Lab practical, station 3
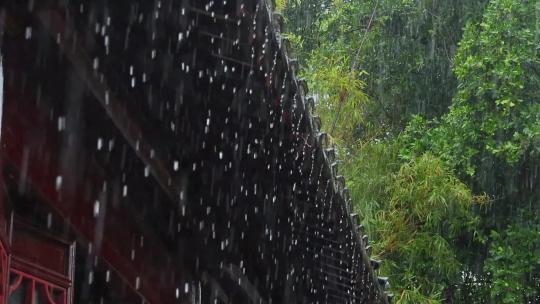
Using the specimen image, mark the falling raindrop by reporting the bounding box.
[144,166,150,177]
[57,116,66,131]
[135,277,140,290]
[24,27,32,39]
[55,176,62,190]
[93,200,100,217]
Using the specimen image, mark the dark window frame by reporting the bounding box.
[1,219,75,304]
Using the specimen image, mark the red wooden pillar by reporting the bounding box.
[0,51,10,304]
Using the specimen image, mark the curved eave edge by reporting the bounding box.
[260,1,391,303]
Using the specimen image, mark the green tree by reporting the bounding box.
[287,0,370,146]
[484,225,540,303]
[402,0,540,223]
[356,0,489,131]
[284,0,489,132]
[346,142,483,303]
[302,50,368,146]
[283,0,540,302]
[401,0,540,301]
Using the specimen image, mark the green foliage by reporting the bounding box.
[404,0,540,170]
[356,0,490,131]
[382,154,479,302]
[388,154,478,236]
[484,224,540,303]
[347,142,481,303]
[284,0,540,302]
[274,0,288,12]
[285,0,490,133]
[302,51,368,146]
[283,0,362,65]
[281,0,335,61]
[283,1,370,146]
[447,0,540,169]
[401,0,540,215]
[399,0,540,300]
[344,141,401,238]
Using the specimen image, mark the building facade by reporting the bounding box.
[0,0,389,303]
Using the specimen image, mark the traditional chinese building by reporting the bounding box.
[0,0,390,303]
